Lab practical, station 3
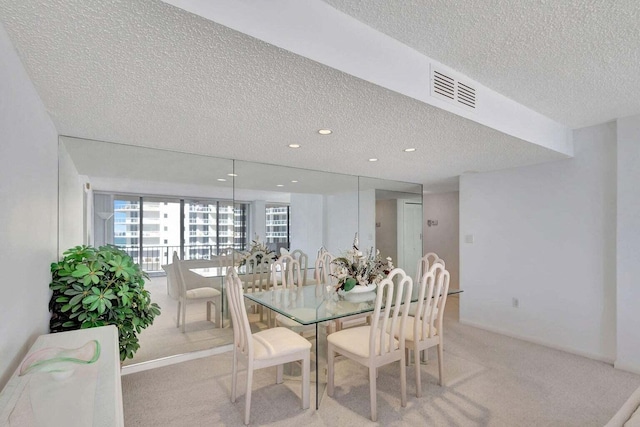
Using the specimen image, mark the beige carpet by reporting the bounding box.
[121,315,640,426]
[124,276,234,365]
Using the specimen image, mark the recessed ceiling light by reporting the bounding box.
[227,173,238,177]
[368,158,378,162]
[291,180,298,183]
[404,148,416,152]
[318,129,332,135]
[288,144,301,148]
[217,178,227,182]
[276,184,284,187]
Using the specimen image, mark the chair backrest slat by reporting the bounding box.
[244,250,274,293]
[369,268,413,358]
[314,249,335,286]
[227,267,253,359]
[172,251,187,298]
[271,254,302,289]
[289,249,308,286]
[416,263,450,341]
[415,252,445,285]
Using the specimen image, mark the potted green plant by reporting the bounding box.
[49,245,161,361]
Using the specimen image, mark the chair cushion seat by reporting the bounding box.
[389,316,437,342]
[252,327,311,360]
[328,326,399,358]
[185,287,220,299]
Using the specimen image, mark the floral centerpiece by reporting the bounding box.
[331,233,394,292]
[238,236,276,267]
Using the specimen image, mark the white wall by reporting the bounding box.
[0,23,58,388]
[324,191,359,255]
[250,200,266,242]
[358,189,376,252]
[58,143,86,251]
[459,122,617,362]
[290,193,323,264]
[423,192,460,289]
[615,115,640,373]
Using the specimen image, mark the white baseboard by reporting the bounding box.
[121,344,233,376]
[458,319,615,365]
[613,361,640,375]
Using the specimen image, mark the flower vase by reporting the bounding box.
[339,283,377,302]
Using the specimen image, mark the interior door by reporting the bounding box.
[402,202,423,279]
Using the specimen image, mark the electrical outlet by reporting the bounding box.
[512,297,519,308]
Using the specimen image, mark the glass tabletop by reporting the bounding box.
[244,284,463,325]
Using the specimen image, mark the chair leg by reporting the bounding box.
[369,367,378,422]
[244,367,253,425]
[405,347,410,366]
[176,301,182,328]
[437,341,444,386]
[301,353,310,409]
[400,353,407,408]
[215,296,222,327]
[181,300,186,333]
[206,301,212,322]
[327,345,335,397]
[414,347,422,398]
[231,350,238,403]
[276,364,283,384]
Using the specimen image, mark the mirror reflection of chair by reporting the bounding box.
[272,255,316,336]
[395,263,450,397]
[226,267,311,425]
[289,249,309,286]
[172,252,222,332]
[242,250,275,324]
[415,252,445,283]
[327,268,413,422]
[314,248,334,287]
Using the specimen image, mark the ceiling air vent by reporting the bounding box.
[431,66,476,111]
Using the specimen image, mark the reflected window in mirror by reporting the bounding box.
[95,192,250,273]
[265,203,290,253]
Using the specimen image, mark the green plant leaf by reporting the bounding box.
[83,294,99,305]
[343,277,357,292]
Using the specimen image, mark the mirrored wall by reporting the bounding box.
[58,136,422,365]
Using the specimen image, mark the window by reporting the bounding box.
[104,193,248,272]
[265,204,289,252]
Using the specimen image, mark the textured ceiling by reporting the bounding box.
[323,0,640,129]
[0,0,571,192]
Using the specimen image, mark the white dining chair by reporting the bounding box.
[172,251,222,332]
[226,268,311,425]
[313,248,334,288]
[327,268,413,422]
[415,252,445,284]
[242,250,275,323]
[272,255,316,336]
[395,263,450,397]
[287,249,307,285]
[408,252,445,362]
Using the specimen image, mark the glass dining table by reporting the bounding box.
[244,284,463,409]
[189,266,316,325]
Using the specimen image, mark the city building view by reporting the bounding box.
[107,194,289,272]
